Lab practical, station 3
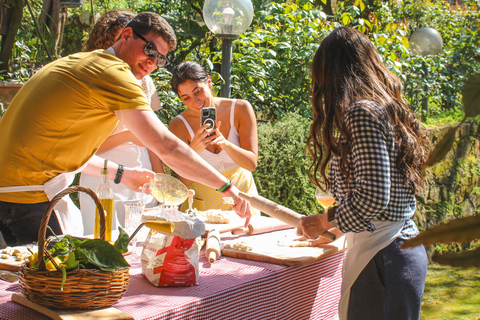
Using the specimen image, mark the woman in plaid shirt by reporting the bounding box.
[297,27,430,320]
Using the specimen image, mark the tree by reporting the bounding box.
[0,0,25,72]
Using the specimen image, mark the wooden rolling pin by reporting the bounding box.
[205,229,221,263]
[231,216,293,236]
[238,192,336,241]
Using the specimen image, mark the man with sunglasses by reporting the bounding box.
[0,12,252,246]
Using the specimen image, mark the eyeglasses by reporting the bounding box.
[132,30,169,68]
[106,16,132,31]
[115,16,132,26]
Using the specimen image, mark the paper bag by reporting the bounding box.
[141,208,205,286]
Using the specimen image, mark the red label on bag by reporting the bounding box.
[152,236,198,286]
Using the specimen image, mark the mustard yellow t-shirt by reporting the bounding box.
[0,50,151,203]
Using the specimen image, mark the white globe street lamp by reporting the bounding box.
[409,27,443,120]
[203,0,254,97]
[410,27,443,57]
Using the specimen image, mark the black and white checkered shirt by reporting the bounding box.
[329,101,419,239]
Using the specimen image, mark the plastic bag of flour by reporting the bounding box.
[141,208,205,286]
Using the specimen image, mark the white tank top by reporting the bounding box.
[175,99,240,173]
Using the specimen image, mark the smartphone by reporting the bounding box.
[200,107,216,137]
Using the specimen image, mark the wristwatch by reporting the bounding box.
[114,164,124,184]
[327,206,337,227]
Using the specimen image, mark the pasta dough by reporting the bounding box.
[224,241,253,252]
[206,210,231,224]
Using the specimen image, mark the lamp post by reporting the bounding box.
[409,27,443,121]
[203,0,254,98]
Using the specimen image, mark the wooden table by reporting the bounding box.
[0,231,345,320]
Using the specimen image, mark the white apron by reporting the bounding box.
[0,161,91,237]
[339,220,404,320]
[79,142,156,236]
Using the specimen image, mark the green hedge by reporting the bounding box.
[253,113,320,216]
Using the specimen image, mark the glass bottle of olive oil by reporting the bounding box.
[94,160,114,241]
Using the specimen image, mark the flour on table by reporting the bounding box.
[277,239,311,247]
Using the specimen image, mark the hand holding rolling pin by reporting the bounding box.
[238,192,337,242]
[296,214,339,242]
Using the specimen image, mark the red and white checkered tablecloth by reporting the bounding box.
[0,240,344,319]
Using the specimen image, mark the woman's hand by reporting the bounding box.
[223,185,252,228]
[189,123,218,153]
[296,213,335,240]
[211,121,230,149]
[299,228,344,247]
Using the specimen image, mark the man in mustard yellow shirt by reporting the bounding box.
[0,12,252,246]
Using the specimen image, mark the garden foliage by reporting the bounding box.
[4,0,480,123]
[254,113,321,215]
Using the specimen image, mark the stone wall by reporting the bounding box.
[0,82,23,113]
[415,122,480,238]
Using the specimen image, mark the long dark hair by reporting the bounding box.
[307,27,430,193]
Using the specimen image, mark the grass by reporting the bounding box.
[421,263,480,320]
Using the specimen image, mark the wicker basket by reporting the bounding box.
[18,186,130,310]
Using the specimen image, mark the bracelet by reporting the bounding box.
[216,179,232,193]
[221,183,233,194]
[114,164,124,184]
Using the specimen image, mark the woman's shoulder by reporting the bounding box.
[169,111,188,127]
[349,100,381,114]
[346,101,389,134]
[233,98,253,109]
[169,113,192,141]
[217,98,252,109]
[346,101,387,122]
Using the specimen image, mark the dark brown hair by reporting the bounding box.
[307,27,430,193]
[170,61,209,94]
[125,12,177,51]
[85,10,135,51]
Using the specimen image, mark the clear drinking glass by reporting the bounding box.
[124,201,145,257]
[315,187,336,212]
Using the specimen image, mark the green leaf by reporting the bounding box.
[431,247,480,268]
[425,127,458,167]
[63,251,78,270]
[358,0,365,12]
[76,239,130,272]
[401,214,480,248]
[114,227,129,254]
[341,13,351,26]
[303,2,312,10]
[462,73,480,118]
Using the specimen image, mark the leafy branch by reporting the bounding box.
[402,73,480,267]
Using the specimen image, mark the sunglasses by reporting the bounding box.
[132,30,169,68]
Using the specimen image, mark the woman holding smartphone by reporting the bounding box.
[169,61,259,212]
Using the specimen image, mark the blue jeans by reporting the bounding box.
[347,237,428,320]
[0,201,63,246]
